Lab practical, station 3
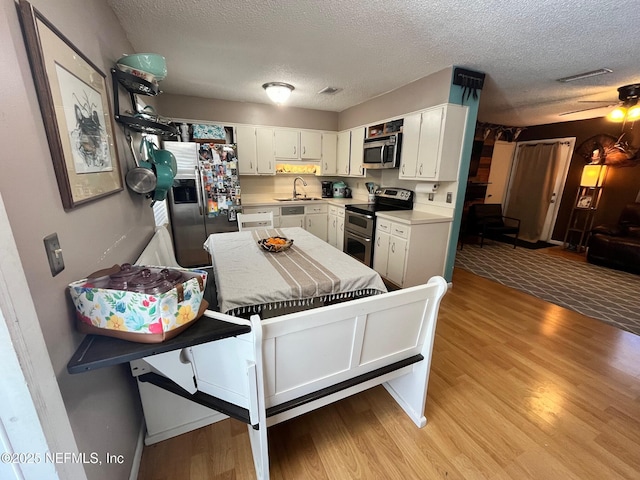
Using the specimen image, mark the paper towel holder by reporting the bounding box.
[415,183,439,193]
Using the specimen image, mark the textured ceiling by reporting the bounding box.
[107,0,640,127]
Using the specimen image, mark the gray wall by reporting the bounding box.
[157,94,339,131]
[1,0,151,478]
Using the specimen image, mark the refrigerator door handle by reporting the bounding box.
[194,165,204,216]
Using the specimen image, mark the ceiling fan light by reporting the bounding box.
[607,106,627,122]
[626,105,640,121]
[262,82,294,105]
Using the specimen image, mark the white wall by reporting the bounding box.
[1,1,152,478]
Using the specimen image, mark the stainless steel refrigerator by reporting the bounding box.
[164,141,241,267]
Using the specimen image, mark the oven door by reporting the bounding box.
[344,229,373,266]
[344,209,374,237]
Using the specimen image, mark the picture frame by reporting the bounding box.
[18,0,122,210]
[577,195,593,209]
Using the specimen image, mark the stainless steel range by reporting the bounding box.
[344,187,414,266]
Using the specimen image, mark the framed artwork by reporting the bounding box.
[577,195,593,209]
[18,0,122,210]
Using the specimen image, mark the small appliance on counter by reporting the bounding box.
[333,181,347,198]
[321,181,333,198]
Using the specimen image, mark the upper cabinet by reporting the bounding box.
[320,132,337,175]
[400,104,468,181]
[274,129,300,159]
[335,128,365,177]
[237,126,275,175]
[301,131,322,159]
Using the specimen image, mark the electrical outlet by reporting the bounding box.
[44,233,65,276]
[428,193,434,201]
[446,192,453,203]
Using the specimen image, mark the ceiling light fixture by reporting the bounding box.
[556,68,613,83]
[607,84,640,122]
[262,82,294,105]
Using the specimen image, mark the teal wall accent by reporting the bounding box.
[444,68,482,280]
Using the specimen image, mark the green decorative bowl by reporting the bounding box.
[117,53,167,80]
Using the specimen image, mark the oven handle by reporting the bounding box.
[380,145,385,164]
[346,230,372,242]
[347,211,374,220]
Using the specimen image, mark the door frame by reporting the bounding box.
[504,137,575,243]
[0,194,86,480]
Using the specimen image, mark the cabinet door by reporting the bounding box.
[387,235,407,286]
[280,215,304,228]
[236,126,258,175]
[301,131,322,159]
[320,133,337,175]
[327,213,337,247]
[274,130,300,159]
[416,106,443,179]
[349,127,365,177]
[372,230,390,277]
[399,113,420,179]
[337,130,351,175]
[256,127,275,174]
[337,213,345,251]
[306,213,328,241]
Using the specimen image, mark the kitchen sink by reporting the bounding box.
[274,197,323,201]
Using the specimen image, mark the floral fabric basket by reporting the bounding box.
[68,265,208,343]
[192,124,226,140]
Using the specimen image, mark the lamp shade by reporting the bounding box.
[262,82,294,104]
[580,164,607,187]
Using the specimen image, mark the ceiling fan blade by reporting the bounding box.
[577,100,619,103]
[559,104,617,116]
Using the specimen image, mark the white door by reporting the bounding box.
[485,141,516,205]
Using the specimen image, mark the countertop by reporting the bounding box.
[241,194,366,208]
[375,210,453,225]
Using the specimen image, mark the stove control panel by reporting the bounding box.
[376,187,414,202]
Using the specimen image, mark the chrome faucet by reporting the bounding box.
[293,176,307,198]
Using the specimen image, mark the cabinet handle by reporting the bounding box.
[325,162,328,170]
[419,164,423,175]
[377,237,380,246]
[391,242,395,253]
[250,161,253,169]
[333,219,336,227]
[401,164,405,174]
[303,146,306,155]
[269,161,272,169]
[294,146,297,155]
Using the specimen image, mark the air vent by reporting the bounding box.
[318,86,342,95]
[556,68,612,83]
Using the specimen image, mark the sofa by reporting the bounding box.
[587,203,640,274]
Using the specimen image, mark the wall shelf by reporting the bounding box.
[111,68,178,137]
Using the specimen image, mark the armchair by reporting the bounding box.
[462,203,521,248]
[587,203,640,274]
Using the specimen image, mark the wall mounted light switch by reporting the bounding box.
[44,233,64,276]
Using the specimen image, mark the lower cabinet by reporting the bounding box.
[373,218,450,287]
[327,205,345,250]
[279,204,328,241]
[304,204,328,241]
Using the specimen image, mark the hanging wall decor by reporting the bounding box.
[18,0,122,210]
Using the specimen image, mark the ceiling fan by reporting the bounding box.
[559,83,640,120]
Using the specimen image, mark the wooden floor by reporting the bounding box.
[138,268,640,479]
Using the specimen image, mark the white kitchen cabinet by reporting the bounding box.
[236,125,258,174]
[301,131,322,159]
[399,103,468,182]
[349,127,366,177]
[256,127,275,174]
[373,217,450,287]
[279,214,304,228]
[319,132,337,175]
[304,204,328,241]
[242,205,281,227]
[337,130,351,175]
[327,205,345,249]
[274,129,300,159]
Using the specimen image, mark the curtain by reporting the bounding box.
[505,143,560,243]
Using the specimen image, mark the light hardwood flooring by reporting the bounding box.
[138,268,640,479]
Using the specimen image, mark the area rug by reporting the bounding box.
[454,242,640,336]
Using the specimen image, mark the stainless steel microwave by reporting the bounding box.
[362,133,402,169]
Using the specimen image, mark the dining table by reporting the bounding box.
[203,227,388,316]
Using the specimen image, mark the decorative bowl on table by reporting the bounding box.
[258,236,293,253]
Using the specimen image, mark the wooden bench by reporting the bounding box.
[143,276,448,479]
